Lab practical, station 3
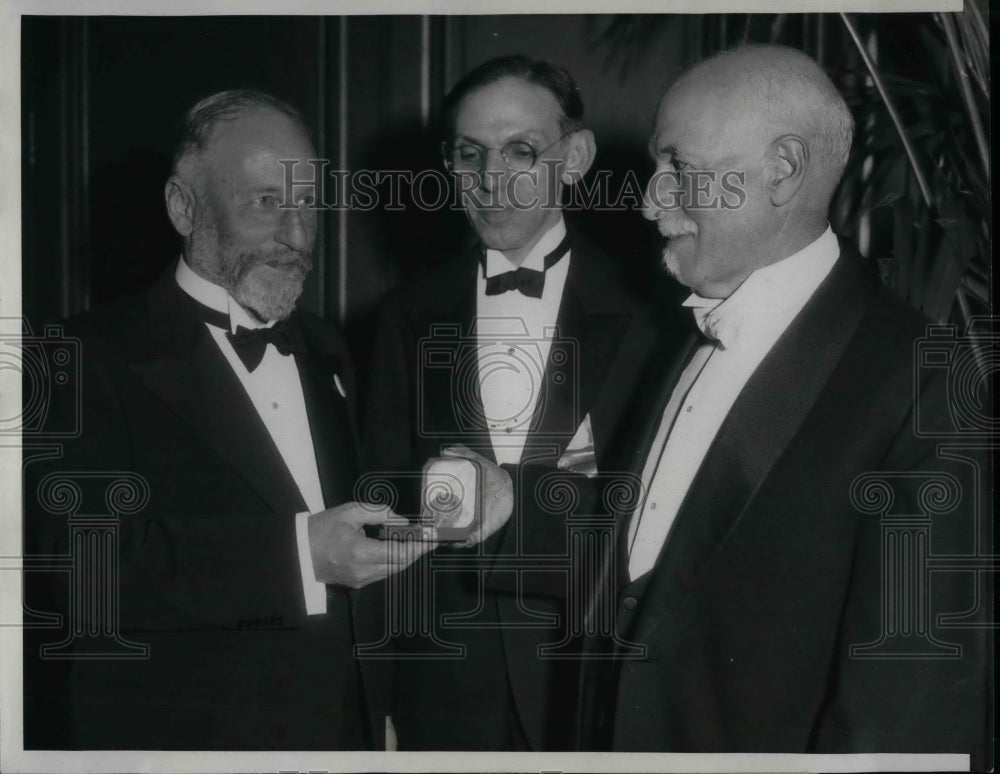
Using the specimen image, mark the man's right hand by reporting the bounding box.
[440,445,514,547]
[308,502,437,589]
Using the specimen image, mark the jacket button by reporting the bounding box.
[622,595,638,610]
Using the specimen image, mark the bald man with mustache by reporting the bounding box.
[570,45,989,766]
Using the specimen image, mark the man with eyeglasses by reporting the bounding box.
[364,56,671,750]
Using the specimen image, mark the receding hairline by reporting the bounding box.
[171,89,312,180]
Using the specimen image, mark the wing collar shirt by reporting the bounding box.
[476,216,570,465]
[627,226,841,581]
[175,258,328,614]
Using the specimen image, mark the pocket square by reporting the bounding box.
[557,413,597,478]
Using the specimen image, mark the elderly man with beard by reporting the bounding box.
[22,90,430,750]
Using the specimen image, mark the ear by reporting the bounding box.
[164,176,196,237]
[767,134,808,206]
[560,128,596,185]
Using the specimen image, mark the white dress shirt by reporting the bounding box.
[476,217,571,465]
[175,258,328,614]
[627,227,841,581]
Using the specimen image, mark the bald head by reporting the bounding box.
[643,45,854,298]
[674,45,853,206]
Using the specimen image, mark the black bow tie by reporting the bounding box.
[188,297,307,372]
[226,319,307,372]
[482,233,571,298]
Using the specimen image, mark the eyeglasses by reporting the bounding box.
[443,131,575,173]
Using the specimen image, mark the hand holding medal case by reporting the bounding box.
[375,455,484,543]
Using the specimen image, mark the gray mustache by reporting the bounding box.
[255,247,313,273]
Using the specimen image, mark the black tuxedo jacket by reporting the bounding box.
[23,266,385,750]
[571,248,989,767]
[363,231,677,750]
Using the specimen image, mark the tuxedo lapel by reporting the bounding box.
[410,249,494,460]
[528,235,634,456]
[296,319,359,508]
[571,327,699,675]
[524,283,582,456]
[636,251,879,620]
[504,234,652,748]
[527,281,628,457]
[128,271,306,514]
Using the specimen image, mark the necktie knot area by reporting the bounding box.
[486,266,546,298]
[482,232,571,298]
[227,321,307,371]
[689,303,730,348]
[225,317,309,371]
[184,295,307,372]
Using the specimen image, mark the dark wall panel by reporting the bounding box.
[22,16,327,326]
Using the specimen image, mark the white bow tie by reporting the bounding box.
[684,294,731,347]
